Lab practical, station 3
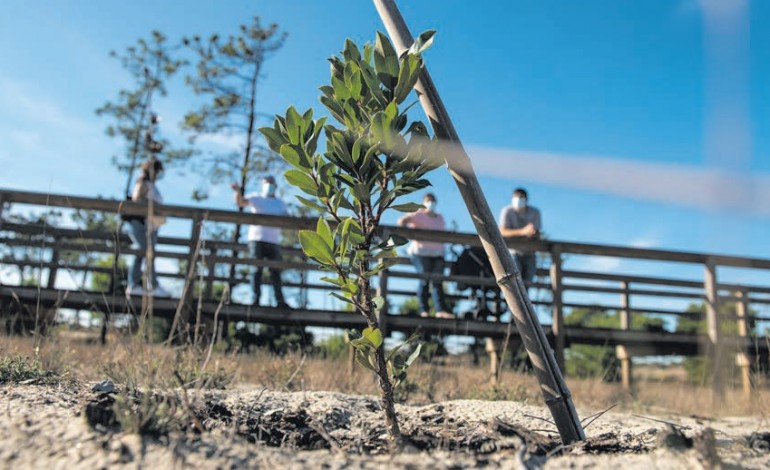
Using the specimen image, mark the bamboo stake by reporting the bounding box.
[373,0,585,444]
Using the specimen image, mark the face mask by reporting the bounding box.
[424,201,436,212]
[262,183,276,197]
[512,196,527,211]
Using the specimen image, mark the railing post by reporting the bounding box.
[486,338,500,384]
[704,257,725,400]
[168,214,203,344]
[376,269,390,337]
[735,289,751,402]
[204,256,216,301]
[616,281,633,393]
[47,248,59,290]
[549,247,565,373]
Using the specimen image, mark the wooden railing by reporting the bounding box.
[1,188,768,394]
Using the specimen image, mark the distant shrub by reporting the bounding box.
[0,355,60,385]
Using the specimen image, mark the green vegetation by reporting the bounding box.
[675,301,751,384]
[182,16,287,201]
[0,355,60,385]
[96,31,192,187]
[564,307,665,381]
[259,30,439,446]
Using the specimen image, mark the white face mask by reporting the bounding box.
[512,196,527,211]
[424,201,436,212]
[262,183,276,197]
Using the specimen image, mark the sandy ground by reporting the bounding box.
[1,381,769,469]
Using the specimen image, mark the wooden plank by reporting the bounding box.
[5,188,770,271]
[617,281,632,392]
[2,285,767,355]
[735,289,751,401]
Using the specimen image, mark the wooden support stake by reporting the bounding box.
[374,0,585,444]
[549,248,565,372]
[735,289,751,402]
[704,257,725,400]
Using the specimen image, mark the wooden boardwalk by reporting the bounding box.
[1,188,769,393]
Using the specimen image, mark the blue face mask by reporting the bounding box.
[262,183,276,197]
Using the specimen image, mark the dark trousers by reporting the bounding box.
[125,219,158,289]
[410,255,448,313]
[514,253,537,283]
[248,241,285,305]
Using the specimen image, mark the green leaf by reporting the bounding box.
[305,117,327,154]
[359,62,387,107]
[319,276,345,287]
[343,38,361,61]
[390,202,424,213]
[380,234,409,248]
[341,281,359,296]
[384,100,398,120]
[294,195,325,213]
[331,291,354,305]
[362,327,383,349]
[258,126,285,153]
[331,75,352,101]
[374,32,399,91]
[279,144,310,169]
[316,217,333,248]
[372,296,385,311]
[340,218,365,247]
[371,112,394,149]
[345,329,362,342]
[355,350,377,372]
[298,230,335,265]
[320,96,345,123]
[344,61,362,100]
[408,30,436,56]
[394,54,422,104]
[285,106,303,145]
[285,169,317,196]
[351,183,371,203]
[404,342,422,367]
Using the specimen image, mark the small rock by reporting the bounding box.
[747,432,770,453]
[656,425,693,451]
[91,380,117,394]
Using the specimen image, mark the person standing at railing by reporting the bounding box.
[125,159,171,298]
[397,193,453,319]
[230,176,290,309]
[498,187,542,284]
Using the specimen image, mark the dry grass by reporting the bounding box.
[1,330,768,422]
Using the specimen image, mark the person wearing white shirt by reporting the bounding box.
[498,187,542,283]
[125,159,171,298]
[231,176,289,308]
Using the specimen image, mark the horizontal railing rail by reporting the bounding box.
[2,187,769,395]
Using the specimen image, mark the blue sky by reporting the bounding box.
[1,0,769,301]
